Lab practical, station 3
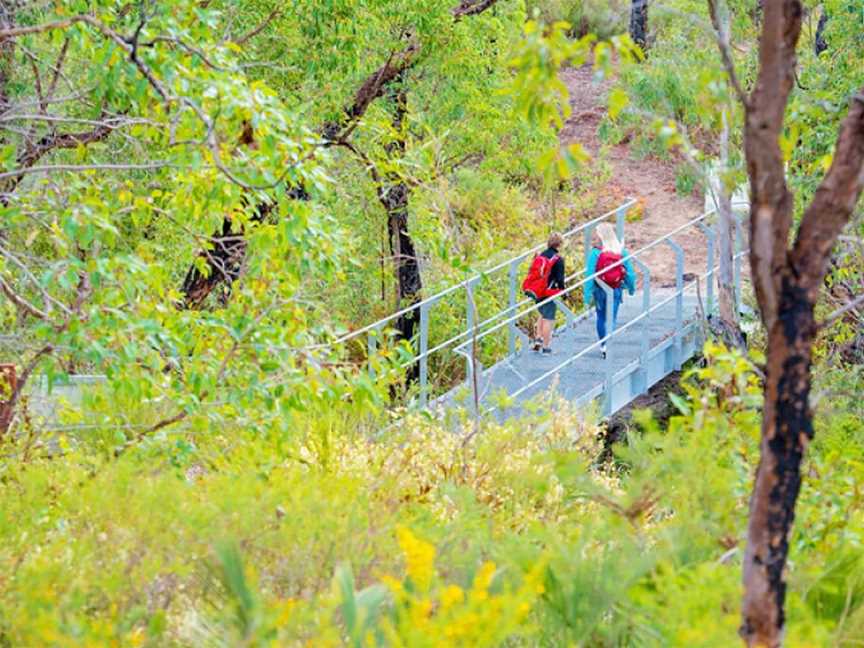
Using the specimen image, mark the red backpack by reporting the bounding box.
[522,253,561,299]
[596,250,625,289]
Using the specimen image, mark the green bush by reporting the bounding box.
[2,344,862,645]
[524,0,628,39]
[675,163,699,196]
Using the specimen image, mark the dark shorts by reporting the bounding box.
[527,291,557,320]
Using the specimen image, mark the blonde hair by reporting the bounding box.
[547,232,563,250]
[597,222,624,255]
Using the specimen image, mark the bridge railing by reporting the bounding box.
[444,203,750,415]
[314,199,639,406]
[485,245,750,419]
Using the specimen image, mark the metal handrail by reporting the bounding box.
[311,199,637,349]
[482,246,750,416]
[451,209,717,353]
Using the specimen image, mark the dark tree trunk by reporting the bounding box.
[629,0,649,51]
[378,84,422,381]
[177,0,501,308]
[814,9,828,56]
[179,197,285,309]
[735,0,864,643]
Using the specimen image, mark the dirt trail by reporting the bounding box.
[559,64,706,288]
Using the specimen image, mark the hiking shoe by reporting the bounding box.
[541,347,552,355]
[600,345,607,360]
[531,338,542,352]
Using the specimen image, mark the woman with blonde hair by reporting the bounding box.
[583,222,636,358]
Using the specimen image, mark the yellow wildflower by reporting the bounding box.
[275,598,296,626]
[409,598,433,627]
[473,561,496,591]
[395,526,435,592]
[440,584,464,611]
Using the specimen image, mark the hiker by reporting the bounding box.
[584,223,636,359]
[522,232,565,354]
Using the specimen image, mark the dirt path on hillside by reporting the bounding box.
[559,64,706,288]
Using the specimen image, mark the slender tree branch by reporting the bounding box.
[818,293,864,330]
[707,0,749,108]
[45,37,70,105]
[0,17,90,39]
[791,90,864,295]
[0,161,175,181]
[231,7,282,45]
[0,276,48,320]
[452,0,501,19]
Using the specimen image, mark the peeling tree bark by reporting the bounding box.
[737,1,864,645]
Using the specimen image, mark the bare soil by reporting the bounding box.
[559,64,706,288]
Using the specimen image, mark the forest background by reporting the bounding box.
[0,0,863,645]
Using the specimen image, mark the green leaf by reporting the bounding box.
[608,87,629,120]
[669,392,691,416]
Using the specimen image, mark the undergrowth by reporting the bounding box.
[1,344,862,646]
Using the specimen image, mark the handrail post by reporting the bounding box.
[419,301,430,407]
[616,203,627,242]
[599,279,614,416]
[508,260,518,357]
[367,326,381,381]
[465,277,480,385]
[633,259,651,396]
[734,213,744,308]
[584,225,595,277]
[664,239,685,371]
[696,222,716,316]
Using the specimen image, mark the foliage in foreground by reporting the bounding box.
[1,344,863,646]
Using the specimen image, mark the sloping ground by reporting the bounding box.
[559,64,706,288]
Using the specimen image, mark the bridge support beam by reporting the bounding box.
[465,277,480,410]
[664,239,685,371]
[508,260,518,357]
[419,301,430,407]
[697,222,716,317]
[632,258,652,397]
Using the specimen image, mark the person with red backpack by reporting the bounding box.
[584,222,636,359]
[522,232,565,354]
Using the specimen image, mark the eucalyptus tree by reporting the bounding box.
[0,1,367,442]
[707,0,864,643]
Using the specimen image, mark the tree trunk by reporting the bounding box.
[0,3,14,117]
[629,0,649,51]
[378,84,422,378]
[179,197,284,309]
[736,1,864,644]
[715,111,745,348]
[740,280,817,645]
[0,364,15,436]
[814,9,828,56]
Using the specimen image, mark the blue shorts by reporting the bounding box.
[527,292,557,321]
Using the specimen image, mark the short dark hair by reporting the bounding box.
[548,232,563,250]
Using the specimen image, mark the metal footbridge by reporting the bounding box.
[333,198,749,420]
[27,199,749,426]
